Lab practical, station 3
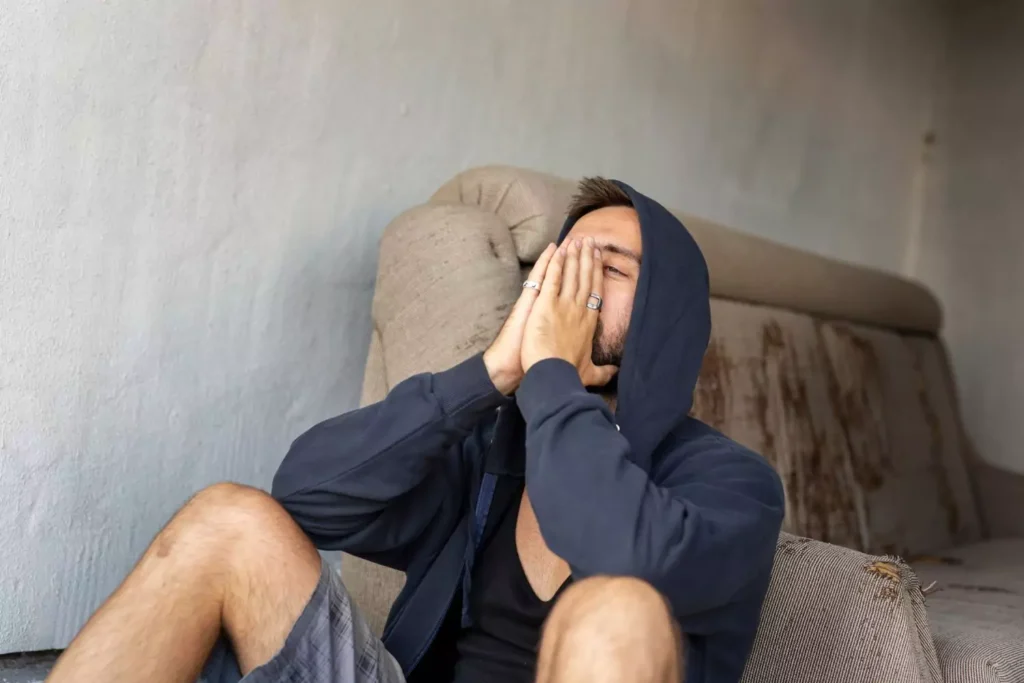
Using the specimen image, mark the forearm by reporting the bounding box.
[517,359,784,617]
[516,359,644,570]
[272,353,504,527]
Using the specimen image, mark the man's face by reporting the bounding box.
[563,206,642,368]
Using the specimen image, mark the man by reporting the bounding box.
[48,178,784,683]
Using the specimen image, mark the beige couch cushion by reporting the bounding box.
[692,299,866,549]
[361,202,522,405]
[817,323,982,555]
[342,554,404,638]
[690,299,982,556]
[913,539,1024,683]
[742,533,941,683]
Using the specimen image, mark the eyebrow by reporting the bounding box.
[599,243,642,265]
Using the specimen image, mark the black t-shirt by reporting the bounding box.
[449,488,569,683]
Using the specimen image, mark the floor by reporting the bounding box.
[0,652,58,683]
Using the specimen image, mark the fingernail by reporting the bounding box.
[594,247,601,259]
[575,239,583,249]
[587,236,596,247]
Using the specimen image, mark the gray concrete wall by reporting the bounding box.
[915,0,1024,476]
[0,0,945,651]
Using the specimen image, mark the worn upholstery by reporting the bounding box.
[913,539,1024,682]
[349,165,1024,681]
[689,300,982,556]
[741,534,941,683]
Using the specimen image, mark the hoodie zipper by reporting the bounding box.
[460,406,501,627]
[410,406,503,671]
[407,566,464,673]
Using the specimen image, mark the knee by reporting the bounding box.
[553,575,677,631]
[154,483,305,562]
[188,481,272,516]
[540,576,684,682]
[186,482,279,533]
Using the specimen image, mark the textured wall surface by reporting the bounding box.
[0,0,944,651]
[915,0,1024,475]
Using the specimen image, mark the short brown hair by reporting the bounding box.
[566,177,633,225]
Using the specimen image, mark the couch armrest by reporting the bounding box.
[742,533,942,683]
[362,202,521,399]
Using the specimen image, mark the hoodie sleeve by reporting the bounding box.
[271,353,504,570]
[516,358,785,631]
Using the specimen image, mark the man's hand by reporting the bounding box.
[483,243,558,394]
[521,237,619,387]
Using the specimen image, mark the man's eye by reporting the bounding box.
[605,266,624,276]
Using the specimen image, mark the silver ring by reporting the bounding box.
[586,293,602,310]
[522,280,540,291]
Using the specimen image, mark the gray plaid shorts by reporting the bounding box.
[199,561,405,683]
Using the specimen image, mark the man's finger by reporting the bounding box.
[586,246,604,316]
[577,238,594,306]
[543,243,566,299]
[561,239,580,300]
[510,244,556,316]
[526,243,557,286]
[590,246,604,298]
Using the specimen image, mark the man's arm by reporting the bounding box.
[517,359,785,631]
[271,353,504,569]
[273,243,559,570]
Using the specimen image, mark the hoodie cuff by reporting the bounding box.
[516,358,584,421]
[432,352,507,416]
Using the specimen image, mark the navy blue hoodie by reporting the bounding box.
[272,182,785,683]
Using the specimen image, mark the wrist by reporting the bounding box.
[523,347,569,376]
[483,350,521,395]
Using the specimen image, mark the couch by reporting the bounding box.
[344,166,1024,682]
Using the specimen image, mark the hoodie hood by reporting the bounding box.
[557,181,711,470]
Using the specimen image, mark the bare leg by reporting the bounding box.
[47,483,322,683]
[535,576,685,683]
